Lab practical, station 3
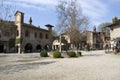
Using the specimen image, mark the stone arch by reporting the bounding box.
[36,45,42,51]
[44,44,51,51]
[25,43,33,53]
[16,45,19,53]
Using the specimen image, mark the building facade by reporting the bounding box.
[0,11,53,53]
[86,31,105,50]
[52,34,70,50]
[52,27,106,51]
[107,17,120,41]
[0,21,16,53]
[107,16,120,49]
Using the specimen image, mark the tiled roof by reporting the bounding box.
[22,23,49,32]
[107,19,120,27]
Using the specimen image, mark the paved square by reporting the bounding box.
[0,50,120,80]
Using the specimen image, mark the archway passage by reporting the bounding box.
[25,43,33,53]
[36,45,42,51]
[115,41,120,53]
[0,44,4,53]
[44,44,51,51]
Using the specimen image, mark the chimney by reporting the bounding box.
[29,17,32,24]
[45,24,54,31]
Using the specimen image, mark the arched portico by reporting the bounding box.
[44,44,51,51]
[25,43,33,53]
[0,44,4,53]
[36,45,42,51]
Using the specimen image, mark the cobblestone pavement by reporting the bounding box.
[0,51,120,80]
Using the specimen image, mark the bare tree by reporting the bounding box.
[56,0,89,50]
[0,0,16,37]
[0,0,16,21]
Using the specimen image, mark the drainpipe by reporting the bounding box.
[59,34,62,52]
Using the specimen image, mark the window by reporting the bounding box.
[39,33,43,39]
[35,32,37,38]
[25,30,29,37]
[45,34,49,39]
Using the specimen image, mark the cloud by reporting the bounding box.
[16,0,57,5]
[110,0,120,2]
[4,0,108,15]
[4,0,108,26]
[79,0,108,26]
[81,0,108,18]
[4,0,58,11]
[5,1,39,9]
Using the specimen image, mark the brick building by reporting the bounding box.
[0,21,16,53]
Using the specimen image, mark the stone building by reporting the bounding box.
[0,21,16,53]
[52,26,106,50]
[15,11,53,53]
[53,32,87,50]
[0,11,53,53]
[86,27,105,50]
[107,16,120,48]
[52,33,71,50]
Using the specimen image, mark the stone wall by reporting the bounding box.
[110,25,120,40]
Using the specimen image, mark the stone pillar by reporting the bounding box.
[18,46,21,54]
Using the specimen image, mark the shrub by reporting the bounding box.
[40,51,48,57]
[76,52,82,57]
[53,51,61,58]
[68,51,76,57]
[90,48,96,51]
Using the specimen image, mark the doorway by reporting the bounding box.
[0,44,4,53]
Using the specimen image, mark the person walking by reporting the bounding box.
[105,44,108,53]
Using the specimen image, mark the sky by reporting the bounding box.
[1,0,120,31]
